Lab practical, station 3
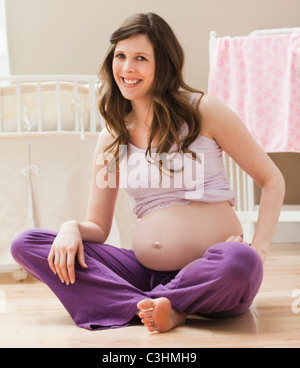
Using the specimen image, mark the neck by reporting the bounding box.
[130,99,153,128]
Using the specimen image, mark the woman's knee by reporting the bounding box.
[11,229,34,261]
[10,228,57,264]
[207,242,263,284]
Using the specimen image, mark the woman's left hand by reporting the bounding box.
[225,235,249,245]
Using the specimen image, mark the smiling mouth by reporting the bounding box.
[121,77,142,86]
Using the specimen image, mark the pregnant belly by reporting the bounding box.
[132,201,243,271]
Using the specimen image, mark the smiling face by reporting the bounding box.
[112,34,156,105]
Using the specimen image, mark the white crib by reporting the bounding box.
[0,75,134,279]
[209,28,300,240]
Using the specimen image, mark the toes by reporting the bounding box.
[139,312,157,331]
[138,311,149,318]
[138,299,156,331]
[144,320,157,332]
[137,298,154,311]
[140,315,155,325]
[142,318,154,325]
[148,325,158,332]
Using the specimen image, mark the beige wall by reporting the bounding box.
[5,0,300,204]
[6,0,300,90]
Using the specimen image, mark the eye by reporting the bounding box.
[114,53,125,59]
[137,56,147,61]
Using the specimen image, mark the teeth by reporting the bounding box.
[123,78,140,85]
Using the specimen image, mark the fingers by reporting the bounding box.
[53,250,67,284]
[52,250,72,285]
[47,244,86,285]
[47,249,56,275]
[225,235,249,245]
[48,249,64,283]
[77,244,88,269]
[59,252,71,285]
[67,252,76,285]
[226,235,242,242]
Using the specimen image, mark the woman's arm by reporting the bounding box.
[200,95,285,263]
[48,128,119,284]
[78,127,120,243]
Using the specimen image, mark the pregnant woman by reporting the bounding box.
[11,13,285,333]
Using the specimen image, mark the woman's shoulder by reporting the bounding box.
[198,94,255,146]
[197,93,239,117]
[197,94,238,139]
[182,91,221,115]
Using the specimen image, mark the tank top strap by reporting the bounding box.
[189,92,205,105]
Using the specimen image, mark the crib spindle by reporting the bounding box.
[242,170,248,211]
[0,75,99,135]
[228,156,234,193]
[235,162,241,211]
[16,80,22,133]
[246,174,255,211]
[74,80,79,132]
[56,80,62,131]
[36,81,42,132]
[89,79,96,132]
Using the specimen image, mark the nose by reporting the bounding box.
[122,59,136,73]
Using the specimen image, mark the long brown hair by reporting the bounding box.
[98,12,204,171]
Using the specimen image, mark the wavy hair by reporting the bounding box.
[98,12,204,172]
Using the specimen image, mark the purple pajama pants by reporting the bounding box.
[10,229,263,330]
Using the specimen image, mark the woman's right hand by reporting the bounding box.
[47,221,88,285]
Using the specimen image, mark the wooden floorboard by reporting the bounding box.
[0,243,299,348]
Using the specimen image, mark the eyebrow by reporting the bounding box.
[114,50,152,57]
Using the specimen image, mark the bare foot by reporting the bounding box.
[137,297,186,333]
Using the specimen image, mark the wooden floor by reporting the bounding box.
[0,242,299,348]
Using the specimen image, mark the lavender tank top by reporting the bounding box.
[119,122,236,218]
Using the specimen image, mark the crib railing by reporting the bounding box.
[0,75,102,137]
